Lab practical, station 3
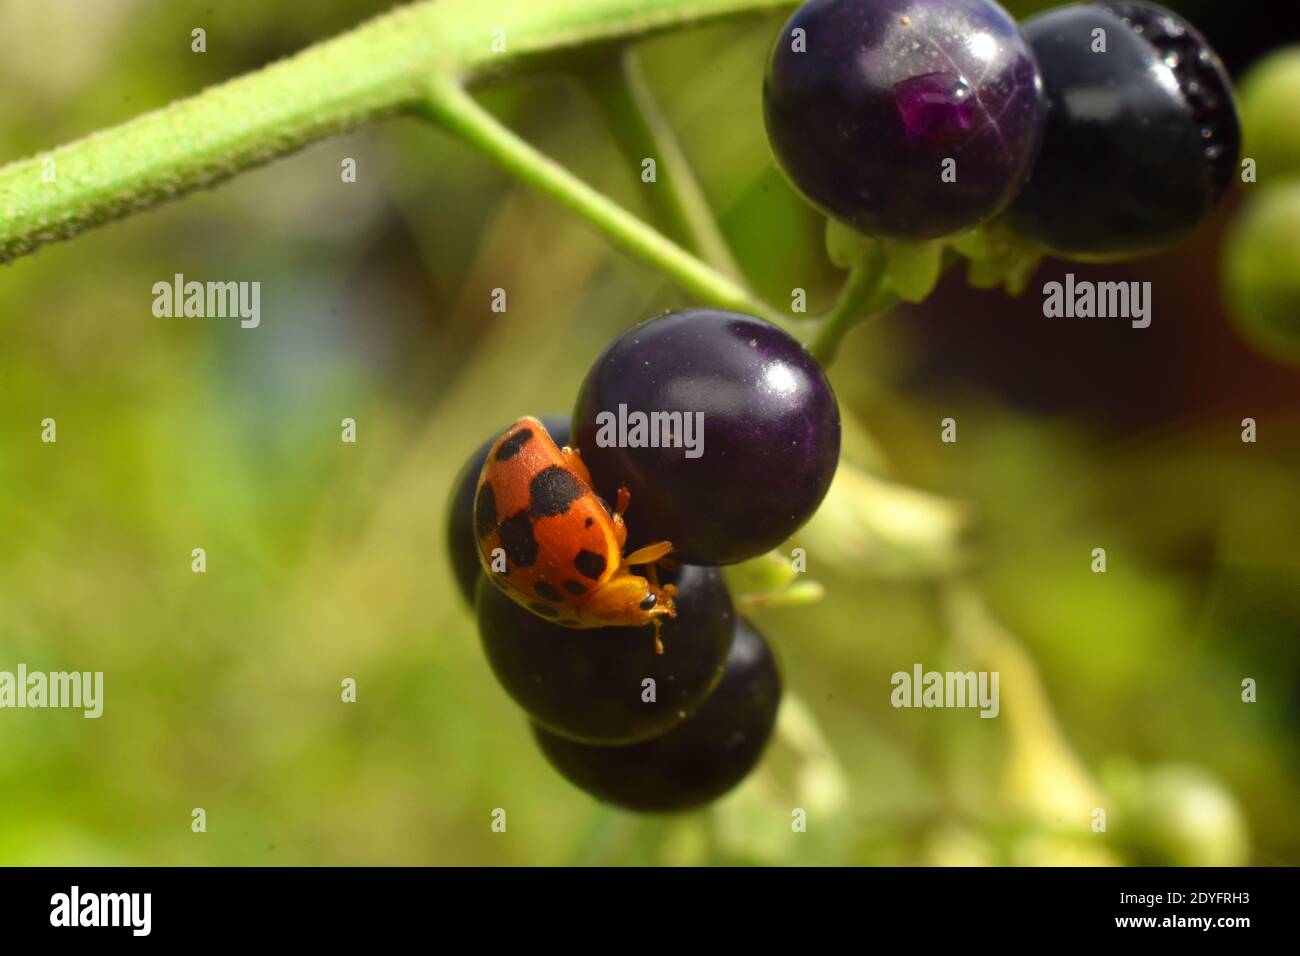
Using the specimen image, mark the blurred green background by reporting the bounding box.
[1,0,1296,865]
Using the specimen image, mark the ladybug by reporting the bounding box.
[473,416,678,653]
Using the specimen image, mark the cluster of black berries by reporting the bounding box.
[446,310,841,812]
[442,0,1237,812]
[764,0,1241,256]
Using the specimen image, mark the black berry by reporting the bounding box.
[534,617,782,813]
[572,310,840,565]
[475,563,734,744]
[763,0,1046,238]
[1007,2,1240,258]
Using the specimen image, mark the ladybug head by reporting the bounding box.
[584,571,677,629]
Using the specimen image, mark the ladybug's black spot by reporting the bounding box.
[563,580,588,596]
[495,428,533,462]
[534,580,562,603]
[529,466,584,518]
[474,484,498,539]
[498,511,538,567]
[584,518,594,528]
[574,548,607,581]
[528,601,560,619]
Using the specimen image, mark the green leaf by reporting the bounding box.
[882,238,944,302]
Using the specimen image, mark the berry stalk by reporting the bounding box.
[423,76,784,325]
[580,48,745,281]
[809,242,893,364]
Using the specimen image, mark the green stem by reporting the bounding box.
[422,76,782,323]
[0,3,447,264]
[0,0,799,265]
[581,49,744,280]
[809,243,891,364]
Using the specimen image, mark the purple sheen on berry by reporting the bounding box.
[763,0,1046,239]
[895,73,977,143]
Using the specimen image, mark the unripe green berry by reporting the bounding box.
[1238,47,1300,182]
[1224,182,1300,364]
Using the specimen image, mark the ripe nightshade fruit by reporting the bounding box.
[1008,2,1241,258]
[533,617,782,813]
[763,0,1046,239]
[572,310,841,566]
[475,563,733,745]
[446,415,569,606]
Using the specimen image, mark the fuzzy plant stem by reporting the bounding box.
[0,0,799,264]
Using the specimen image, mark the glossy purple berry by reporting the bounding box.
[572,310,840,566]
[763,0,1046,239]
[534,617,782,813]
[446,415,569,606]
[1008,2,1241,258]
[475,563,734,745]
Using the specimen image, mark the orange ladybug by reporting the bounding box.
[474,416,677,652]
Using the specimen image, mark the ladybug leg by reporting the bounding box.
[644,561,679,603]
[652,618,665,656]
[644,561,674,657]
[607,485,636,551]
[624,540,673,567]
[560,445,592,487]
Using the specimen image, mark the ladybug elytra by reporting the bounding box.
[473,416,677,652]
